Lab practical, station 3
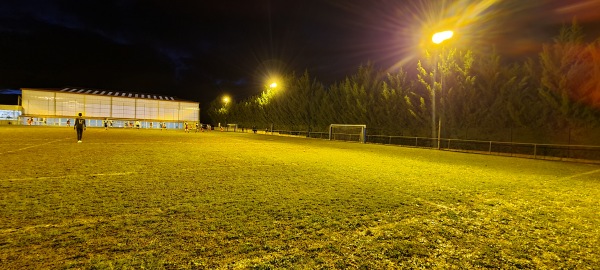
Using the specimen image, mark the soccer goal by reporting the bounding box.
[226,123,238,132]
[329,124,367,143]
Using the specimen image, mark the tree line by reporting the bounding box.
[208,23,600,143]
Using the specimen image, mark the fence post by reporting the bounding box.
[415,137,418,147]
[489,141,492,154]
[448,139,451,150]
[511,143,514,157]
[567,128,572,159]
[534,144,537,159]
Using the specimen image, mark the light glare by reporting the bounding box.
[432,30,454,44]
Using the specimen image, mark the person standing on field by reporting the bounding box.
[74,113,86,143]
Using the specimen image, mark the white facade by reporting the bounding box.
[21,88,199,123]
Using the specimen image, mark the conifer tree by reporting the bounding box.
[539,21,598,127]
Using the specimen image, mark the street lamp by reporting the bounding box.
[432,30,453,149]
[267,81,278,133]
[432,30,453,44]
[222,95,230,129]
[222,95,230,105]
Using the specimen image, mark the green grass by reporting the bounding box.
[1,126,599,269]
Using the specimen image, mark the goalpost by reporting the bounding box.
[329,124,367,143]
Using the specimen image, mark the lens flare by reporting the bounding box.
[327,0,554,74]
[432,31,454,44]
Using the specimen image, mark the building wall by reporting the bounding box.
[55,92,85,117]
[21,89,199,122]
[0,105,22,125]
[180,102,199,121]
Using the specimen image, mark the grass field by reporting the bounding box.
[1,126,599,269]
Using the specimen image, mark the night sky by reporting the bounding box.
[1,0,599,109]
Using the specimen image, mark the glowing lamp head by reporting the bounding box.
[222,96,230,104]
[269,82,278,88]
[432,31,454,44]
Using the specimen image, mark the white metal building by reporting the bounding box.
[19,88,199,128]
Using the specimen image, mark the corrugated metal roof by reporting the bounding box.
[58,88,181,101]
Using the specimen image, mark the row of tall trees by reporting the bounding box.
[208,23,600,142]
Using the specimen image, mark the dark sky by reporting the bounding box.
[1,0,599,108]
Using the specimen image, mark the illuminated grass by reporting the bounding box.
[1,126,599,268]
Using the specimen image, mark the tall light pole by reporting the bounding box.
[432,30,453,149]
[222,95,230,128]
[268,82,277,134]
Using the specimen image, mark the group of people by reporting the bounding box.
[124,121,141,129]
[68,114,210,143]
[103,119,114,130]
[184,122,211,133]
[26,117,47,125]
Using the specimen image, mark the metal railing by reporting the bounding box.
[268,130,361,141]
[227,128,600,163]
[230,128,330,139]
[367,135,600,163]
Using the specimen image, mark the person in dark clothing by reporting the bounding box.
[74,113,86,143]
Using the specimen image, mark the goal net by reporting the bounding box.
[329,124,367,143]
[226,123,238,132]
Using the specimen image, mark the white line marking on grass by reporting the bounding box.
[0,213,142,234]
[561,168,600,180]
[82,141,197,145]
[4,171,138,181]
[416,198,451,210]
[0,138,70,155]
[88,172,138,177]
